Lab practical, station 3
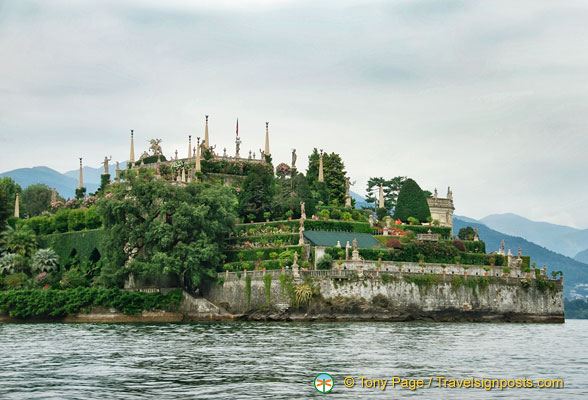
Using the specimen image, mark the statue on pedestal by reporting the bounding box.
[291,149,297,170]
[149,139,163,155]
[103,156,112,174]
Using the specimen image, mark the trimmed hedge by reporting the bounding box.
[305,220,372,233]
[400,225,451,238]
[38,229,109,266]
[201,159,272,176]
[325,243,505,266]
[224,246,303,263]
[20,207,103,235]
[0,288,182,318]
[226,233,299,247]
[134,155,167,165]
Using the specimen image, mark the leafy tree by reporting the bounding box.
[273,172,316,219]
[0,177,22,226]
[21,184,53,217]
[0,177,21,201]
[0,186,12,230]
[31,248,59,274]
[365,176,406,212]
[393,178,431,223]
[458,227,476,241]
[1,225,37,257]
[98,170,237,290]
[238,163,276,221]
[306,148,347,206]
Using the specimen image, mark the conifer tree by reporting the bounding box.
[393,178,431,223]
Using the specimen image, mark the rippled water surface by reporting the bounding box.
[1,320,587,399]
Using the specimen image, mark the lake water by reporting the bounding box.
[1,320,587,399]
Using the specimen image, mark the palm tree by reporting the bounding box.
[32,248,59,274]
[1,225,37,257]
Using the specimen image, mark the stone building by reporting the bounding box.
[427,187,455,235]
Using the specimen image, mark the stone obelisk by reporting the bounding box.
[78,158,84,189]
[14,193,19,218]
[188,135,192,160]
[195,137,202,172]
[265,122,270,156]
[129,130,135,164]
[204,115,210,149]
[378,183,384,208]
[318,150,324,182]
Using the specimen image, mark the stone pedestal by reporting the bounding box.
[292,263,301,282]
[352,249,360,261]
[345,195,351,208]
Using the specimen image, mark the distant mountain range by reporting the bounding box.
[479,213,588,259]
[0,166,108,199]
[454,216,588,299]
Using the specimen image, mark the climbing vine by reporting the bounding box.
[263,274,272,305]
[245,275,252,307]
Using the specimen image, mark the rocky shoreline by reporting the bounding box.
[0,308,564,323]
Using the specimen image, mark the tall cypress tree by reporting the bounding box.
[393,178,431,222]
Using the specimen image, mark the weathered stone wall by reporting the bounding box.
[203,267,564,322]
[205,271,290,314]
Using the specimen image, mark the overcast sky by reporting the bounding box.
[1,0,587,228]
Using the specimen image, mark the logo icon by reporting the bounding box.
[314,373,334,393]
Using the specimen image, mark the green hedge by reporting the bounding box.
[134,155,167,165]
[20,207,103,235]
[201,159,272,176]
[400,225,451,238]
[226,234,299,247]
[224,246,303,263]
[305,220,373,233]
[38,229,109,266]
[0,288,183,318]
[463,241,486,254]
[325,243,505,266]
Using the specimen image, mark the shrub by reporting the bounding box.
[376,207,388,221]
[5,273,29,289]
[67,209,86,231]
[407,216,420,225]
[54,209,71,233]
[84,206,102,229]
[32,248,59,274]
[0,288,182,318]
[319,209,330,219]
[458,227,475,241]
[386,238,402,249]
[452,239,466,252]
[331,209,342,220]
[60,268,90,288]
[317,254,333,270]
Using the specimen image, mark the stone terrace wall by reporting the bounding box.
[205,263,564,322]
